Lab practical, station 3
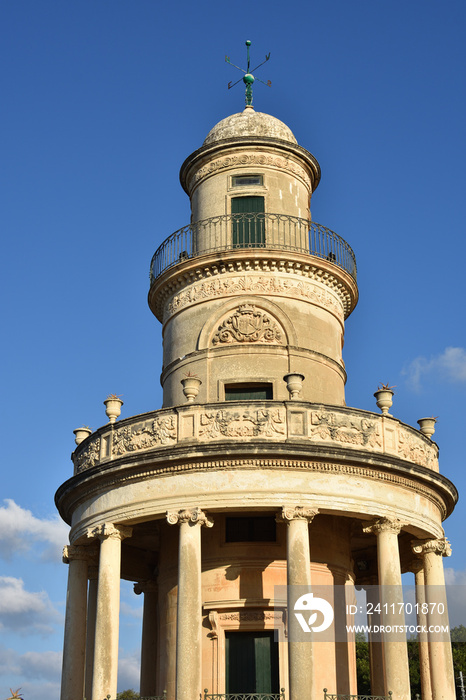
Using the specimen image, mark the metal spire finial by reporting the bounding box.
[225,40,271,107]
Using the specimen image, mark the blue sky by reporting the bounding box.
[1,1,465,697]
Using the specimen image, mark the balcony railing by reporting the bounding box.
[204,690,285,700]
[323,692,394,700]
[149,213,357,284]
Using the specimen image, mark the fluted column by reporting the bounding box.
[410,560,432,700]
[167,507,213,700]
[60,545,93,700]
[412,537,454,700]
[134,580,159,697]
[89,523,132,700]
[85,564,99,700]
[278,506,317,700]
[363,518,410,700]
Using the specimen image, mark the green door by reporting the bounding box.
[231,196,265,248]
[225,631,279,694]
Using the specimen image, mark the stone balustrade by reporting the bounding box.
[72,401,439,475]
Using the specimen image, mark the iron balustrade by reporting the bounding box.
[322,692,394,700]
[149,214,357,284]
[100,694,167,700]
[204,690,286,700]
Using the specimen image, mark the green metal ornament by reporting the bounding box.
[225,40,271,107]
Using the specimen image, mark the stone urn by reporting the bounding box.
[73,427,92,445]
[373,388,394,416]
[284,373,305,399]
[104,396,124,423]
[417,417,437,439]
[181,376,202,403]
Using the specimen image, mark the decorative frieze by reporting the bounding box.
[188,152,312,193]
[71,403,440,482]
[113,416,176,456]
[166,273,344,323]
[218,610,282,622]
[398,428,437,470]
[199,407,286,439]
[310,411,382,448]
[75,438,101,473]
[212,305,282,345]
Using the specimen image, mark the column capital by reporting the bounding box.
[62,544,99,564]
[406,558,424,575]
[278,506,318,523]
[362,516,405,536]
[166,507,214,527]
[86,522,133,542]
[412,536,452,557]
[134,580,158,596]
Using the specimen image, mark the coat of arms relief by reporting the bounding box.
[212,304,283,345]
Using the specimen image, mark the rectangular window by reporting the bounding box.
[225,383,273,401]
[225,516,277,543]
[232,174,263,187]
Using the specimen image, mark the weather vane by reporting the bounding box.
[225,40,271,107]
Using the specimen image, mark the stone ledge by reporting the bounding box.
[71,400,439,475]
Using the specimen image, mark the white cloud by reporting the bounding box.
[4,679,61,700]
[0,647,62,700]
[0,577,62,635]
[0,645,20,676]
[403,346,466,391]
[0,499,69,562]
[444,567,466,628]
[18,650,62,681]
[117,649,141,692]
[120,600,143,620]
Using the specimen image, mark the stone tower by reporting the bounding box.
[56,104,458,700]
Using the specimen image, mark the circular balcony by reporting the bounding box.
[56,401,456,544]
[149,214,357,285]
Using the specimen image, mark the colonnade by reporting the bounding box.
[59,511,455,700]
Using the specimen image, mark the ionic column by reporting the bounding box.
[409,560,432,700]
[363,518,410,700]
[167,507,213,700]
[412,537,455,700]
[279,506,317,700]
[134,580,159,697]
[85,564,99,700]
[60,545,93,700]
[89,523,132,700]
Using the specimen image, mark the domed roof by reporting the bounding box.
[203,106,297,146]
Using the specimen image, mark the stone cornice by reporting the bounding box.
[148,250,358,323]
[57,446,455,533]
[179,137,321,195]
